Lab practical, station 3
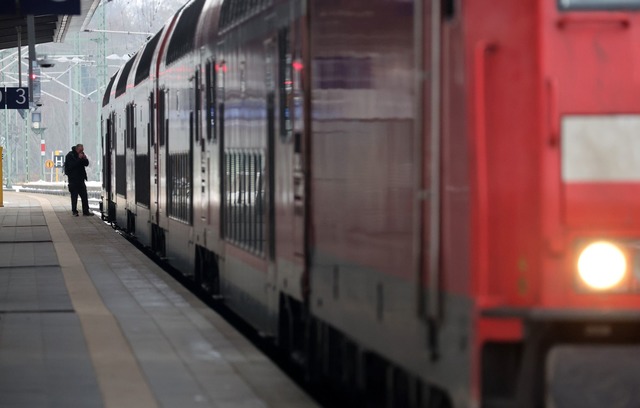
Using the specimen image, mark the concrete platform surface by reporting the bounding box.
[0,191,318,408]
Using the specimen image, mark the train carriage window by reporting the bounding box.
[135,154,150,207]
[149,92,155,146]
[124,105,132,149]
[206,62,212,140]
[116,108,126,198]
[218,0,273,33]
[205,61,217,141]
[116,155,126,196]
[159,89,167,146]
[194,68,201,142]
[130,104,135,149]
[166,0,206,65]
[103,74,117,107]
[132,104,135,148]
[135,99,151,209]
[219,1,230,27]
[240,61,247,99]
[133,110,137,150]
[135,32,162,85]
[125,103,136,149]
[232,1,241,20]
[217,62,226,99]
[217,62,226,142]
[167,150,193,224]
[559,0,640,9]
[190,112,194,143]
[112,113,117,151]
[130,104,134,148]
[223,149,265,255]
[166,118,170,146]
[115,55,136,98]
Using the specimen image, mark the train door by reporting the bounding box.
[194,66,208,225]
[276,24,308,303]
[204,61,216,234]
[147,91,154,211]
[217,61,225,241]
[289,20,308,295]
[150,91,157,222]
[126,103,136,232]
[103,114,114,220]
[152,88,168,257]
[114,108,127,226]
[157,88,167,228]
[109,112,117,220]
[265,37,279,321]
[119,111,127,202]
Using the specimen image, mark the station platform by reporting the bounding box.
[0,191,318,408]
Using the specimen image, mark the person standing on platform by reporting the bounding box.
[64,144,92,216]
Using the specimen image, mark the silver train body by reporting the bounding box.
[103,0,462,406]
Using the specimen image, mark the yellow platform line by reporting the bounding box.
[32,195,158,408]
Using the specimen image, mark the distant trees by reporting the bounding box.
[0,0,187,183]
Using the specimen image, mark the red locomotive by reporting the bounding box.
[102,0,640,406]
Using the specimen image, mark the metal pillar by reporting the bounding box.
[17,29,21,87]
[27,15,36,104]
[0,50,7,187]
[0,147,3,206]
[24,116,28,182]
[3,117,8,187]
[68,68,73,148]
[73,33,83,145]
[92,2,108,182]
[32,128,46,181]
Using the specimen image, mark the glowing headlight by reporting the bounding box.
[577,241,627,290]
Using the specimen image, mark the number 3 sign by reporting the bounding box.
[0,88,29,109]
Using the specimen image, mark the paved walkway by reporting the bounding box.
[0,191,317,408]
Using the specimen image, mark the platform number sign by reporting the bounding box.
[0,87,29,109]
[18,0,81,15]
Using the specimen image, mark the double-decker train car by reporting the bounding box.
[102,0,640,406]
[102,19,180,249]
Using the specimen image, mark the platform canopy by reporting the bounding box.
[0,0,100,51]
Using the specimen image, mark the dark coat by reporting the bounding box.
[64,147,89,184]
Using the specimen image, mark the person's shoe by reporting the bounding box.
[72,211,79,217]
[82,212,94,216]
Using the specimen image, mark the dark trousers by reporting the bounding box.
[69,181,89,213]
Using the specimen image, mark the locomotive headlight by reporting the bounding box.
[577,241,627,290]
